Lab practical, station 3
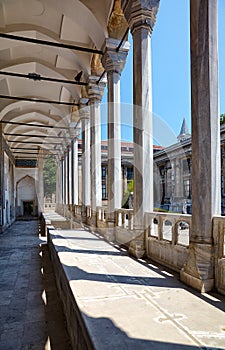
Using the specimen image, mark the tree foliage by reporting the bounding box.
[220,113,225,125]
[122,179,134,208]
[43,155,56,196]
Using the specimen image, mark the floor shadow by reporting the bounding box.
[81,313,221,350]
[50,229,225,313]
[40,243,72,349]
[66,264,180,289]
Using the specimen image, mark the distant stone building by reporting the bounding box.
[77,140,163,207]
[76,119,225,215]
[154,120,225,215]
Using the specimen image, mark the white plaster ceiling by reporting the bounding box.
[0,0,114,158]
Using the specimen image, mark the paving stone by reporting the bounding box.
[0,338,23,350]
[0,220,71,349]
[0,290,13,305]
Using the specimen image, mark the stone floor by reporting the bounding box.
[1,219,225,350]
[0,220,71,350]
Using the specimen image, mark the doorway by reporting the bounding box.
[23,201,34,216]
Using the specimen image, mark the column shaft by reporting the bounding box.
[180,0,220,292]
[191,0,220,241]
[0,124,4,230]
[102,38,130,221]
[90,99,102,210]
[61,158,64,208]
[133,26,153,229]
[81,109,91,208]
[73,138,79,205]
[87,76,106,226]
[107,72,121,217]
[37,148,44,215]
[63,154,67,206]
[71,140,74,206]
[67,147,71,205]
[121,0,160,257]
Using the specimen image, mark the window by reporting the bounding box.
[183,178,191,198]
[102,183,107,199]
[127,167,133,180]
[183,158,191,173]
[102,166,107,179]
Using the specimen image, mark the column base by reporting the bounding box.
[81,205,87,225]
[180,242,214,293]
[90,213,97,229]
[180,270,214,293]
[104,220,116,242]
[128,230,145,259]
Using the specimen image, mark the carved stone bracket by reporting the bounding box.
[87,75,106,102]
[108,0,128,40]
[121,0,160,34]
[79,99,90,121]
[102,38,130,75]
[180,242,214,292]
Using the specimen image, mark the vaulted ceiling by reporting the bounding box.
[0,0,117,159]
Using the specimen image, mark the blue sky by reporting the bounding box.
[102,0,225,146]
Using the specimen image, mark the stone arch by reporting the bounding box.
[16,175,38,217]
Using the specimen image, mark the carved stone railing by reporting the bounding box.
[96,206,106,224]
[86,205,92,226]
[96,206,107,235]
[44,202,56,212]
[55,203,64,216]
[74,204,82,221]
[213,216,225,295]
[145,212,191,245]
[114,209,134,246]
[115,209,134,230]
[55,203,225,295]
[144,212,191,272]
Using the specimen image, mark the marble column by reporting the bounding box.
[63,152,67,215]
[71,140,74,206]
[122,0,160,257]
[0,124,4,230]
[180,0,220,292]
[37,147,44,216]
[56,158,62,211]
[102,38,130,229]
[87,76,106,227]
[68,146,72,206]
[80,101,91,221]
[72,137,79,206]
[60,157,64,213]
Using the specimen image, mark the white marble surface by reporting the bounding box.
[49,227,225,350]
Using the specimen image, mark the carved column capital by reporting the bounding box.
[69,123,81,139]
[121,0,160,34]
[87,76,106,102]
[102,38,130,75]
[79,99,90,120]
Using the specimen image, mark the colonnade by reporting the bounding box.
[55,0,220,293]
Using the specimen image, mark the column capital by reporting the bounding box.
[102,38,130,75]
[121,0,160,34]
[87,75,106,102]
[79,99,90,120]
[69,123,81,139]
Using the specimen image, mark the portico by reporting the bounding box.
[0,0,224,307]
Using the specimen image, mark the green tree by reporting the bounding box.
[122,179,134,208]
[220,113,225,125]
[43,155,56,196]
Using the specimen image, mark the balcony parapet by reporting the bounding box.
[212,215,225,295]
